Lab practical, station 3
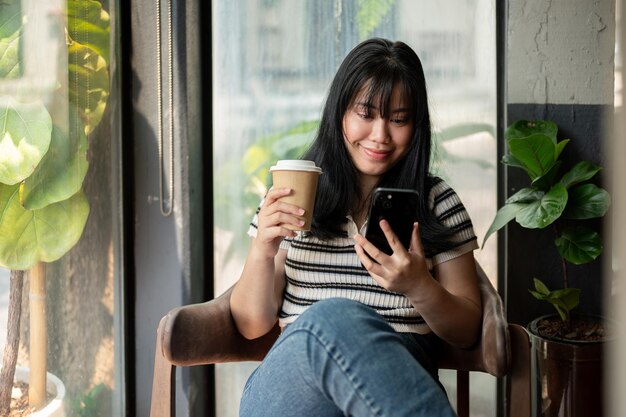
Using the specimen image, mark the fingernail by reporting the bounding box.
[298,208,305,215]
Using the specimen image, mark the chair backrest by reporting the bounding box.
[150,263,530,417]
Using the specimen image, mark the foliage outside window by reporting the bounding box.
[0,0,121,416]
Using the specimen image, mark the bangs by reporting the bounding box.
[356,74,416,119]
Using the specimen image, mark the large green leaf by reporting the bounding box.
[67,0,111,64]
[505,120,558,142]
[0,98,52,185]
[68,42,110,135]
[563,183,610,220]
[515,183,567,228]
[506,187,544,204]
[0,184,89,270]
[0,0,22,79]
[508,134,556,179]
[559,161,601,189]
[22,112,89,209]
[501,154,535,178]
[555,226,602,265]
[482,202,525,247]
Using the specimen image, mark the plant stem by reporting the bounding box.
[29,263,47,409]
[0,270,24,415]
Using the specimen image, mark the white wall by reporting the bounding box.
[508,0,615,104]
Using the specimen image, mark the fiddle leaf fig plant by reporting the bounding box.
[0,0,110,412]
[483,120,610,324]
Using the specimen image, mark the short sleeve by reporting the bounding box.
[427,178,479,267]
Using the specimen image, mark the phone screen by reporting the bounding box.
[363,188,419,256]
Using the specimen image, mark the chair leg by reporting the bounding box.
[456,370,469,417]
[150,318,176,417]
[506,324,531,417]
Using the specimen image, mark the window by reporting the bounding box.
[0,0,125,415]
[212,0,497,415]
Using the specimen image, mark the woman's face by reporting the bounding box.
[342,83,414,190]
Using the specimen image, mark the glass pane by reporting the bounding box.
[0,0,124,415]
[213,0,496,416]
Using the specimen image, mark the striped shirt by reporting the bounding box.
[248,178,478,334]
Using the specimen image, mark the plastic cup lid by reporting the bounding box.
[269,160,322,173]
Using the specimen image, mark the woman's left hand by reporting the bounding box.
[354,220,431,297]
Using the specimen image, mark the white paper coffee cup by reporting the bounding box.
[270,160,322,231]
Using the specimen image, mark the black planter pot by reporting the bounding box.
[527,315,606,417]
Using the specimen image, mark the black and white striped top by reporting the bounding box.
[248,178,478,334]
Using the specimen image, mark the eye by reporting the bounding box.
[390,114,409,125]
[356,105,372,119]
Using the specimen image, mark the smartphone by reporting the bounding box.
[364,188,419,256]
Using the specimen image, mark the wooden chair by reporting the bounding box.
[150,264,531,417]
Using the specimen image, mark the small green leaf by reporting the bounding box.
[508,134,556,179]
[515,183,567,229]
[481,203,525,247]
[559,161,602,189]
[533,278,550,295]
[562,183,610,220]
[554,139,570,161]
[550,287,581,311]
[0,98,52,185]
[529,279,580,322]
[555,226,602,265]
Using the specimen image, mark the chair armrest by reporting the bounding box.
[159,287,280,366]
[438,263,511,377]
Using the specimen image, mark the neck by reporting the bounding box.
[352,176,378,229]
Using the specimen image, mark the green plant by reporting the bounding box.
[69,383,107,417]
[483,120,610,324]
[0,0,110,413]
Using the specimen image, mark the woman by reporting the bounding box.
[231,38,481,417]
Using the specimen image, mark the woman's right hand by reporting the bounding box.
[251,187,305,259]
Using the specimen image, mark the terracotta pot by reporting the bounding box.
[14,366,65,417]
[527,315,605,417]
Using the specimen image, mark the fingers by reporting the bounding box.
[354,239,385,276]
[378,219,404,253]
[408,222,425,256]
[259,188,306,232]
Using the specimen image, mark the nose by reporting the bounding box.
[370,118,390,143]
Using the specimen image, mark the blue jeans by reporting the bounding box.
[239,298,456,417]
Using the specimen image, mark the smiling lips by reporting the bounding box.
[361,146,392,160]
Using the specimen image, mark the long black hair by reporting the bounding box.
[303,38,456,255]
